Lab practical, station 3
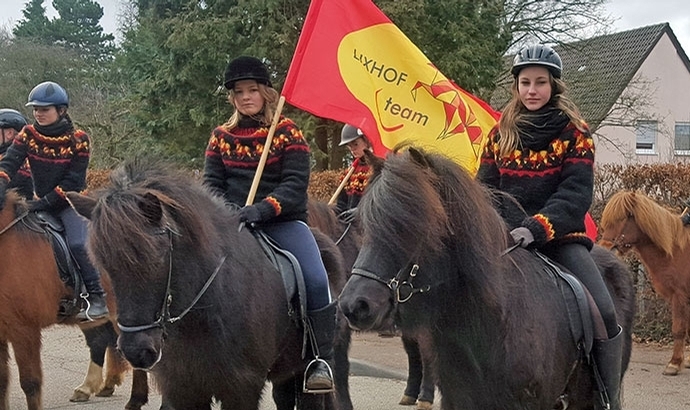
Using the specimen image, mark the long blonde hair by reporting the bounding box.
[497,75,587,157]
[223,83,280,129]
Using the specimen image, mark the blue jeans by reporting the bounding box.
[263,220,331,309]
[58,207,104,295]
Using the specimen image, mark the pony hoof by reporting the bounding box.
[96,386,115,397]
[69,389,91,402]
[124,401,144,410]
[662,363,680,376]
[399,395,417,405]
[416,400,433,410]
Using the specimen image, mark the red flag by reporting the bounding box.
[283,0,500,174]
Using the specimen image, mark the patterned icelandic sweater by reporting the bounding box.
[0,125,89,212]
[476,122,595,249]
[203,116,311,223]
[0,143,33,199]
[335,157,372,214]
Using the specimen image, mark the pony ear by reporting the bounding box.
[139,192,163,225]
[408,147,430,169]
[66,192,97,220]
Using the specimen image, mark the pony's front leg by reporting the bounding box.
[11,330,43,410]
[664,294,690,375]
[99,346,129,397]
[71,360,103,401]
[0,340,10,410]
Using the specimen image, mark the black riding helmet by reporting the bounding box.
[0,109,28,132]
[339,124,365,146]
[224,56,272,89]
[511,44,562,78]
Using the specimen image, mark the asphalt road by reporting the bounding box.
[6,326,690,409]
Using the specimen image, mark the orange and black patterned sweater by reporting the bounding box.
[0,125,89,212]
[0,142,33,200]
[335,157,371,214]
[476,120,595,250]
[203,116,311,223]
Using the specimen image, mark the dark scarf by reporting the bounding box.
[237,113,267,129]
[518,105,570,151]
[34,114,75,137]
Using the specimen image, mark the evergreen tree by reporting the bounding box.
[13,0,50,39]
[14,0,115,63]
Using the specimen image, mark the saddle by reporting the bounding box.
[23,211,84,319]
[532,250,605,360]
[251,229,311,356]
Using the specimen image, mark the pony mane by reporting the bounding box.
[601,190,689,257]
[360,147,508,270]
[89,159,227,274]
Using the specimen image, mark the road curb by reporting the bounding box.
[349,358,407,381]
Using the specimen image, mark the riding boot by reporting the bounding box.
[593,326,623,410]
[304,301,337,393]
[73,247,109,321]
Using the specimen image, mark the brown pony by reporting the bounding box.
[0,190,149,410]
[600,190,690,375]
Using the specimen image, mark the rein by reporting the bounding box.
[0,211,29,236]
[334,222,352,246]
[352,261,430,304]
[118,227,227,333]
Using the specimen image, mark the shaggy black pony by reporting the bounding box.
[339,147,636,410]
[68,160,347,410]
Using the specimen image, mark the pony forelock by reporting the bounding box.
[360,148,508,272]
[601,190,689,257]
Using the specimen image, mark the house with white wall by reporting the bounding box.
[492,23,690,165]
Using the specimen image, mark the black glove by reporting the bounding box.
[27,198,50,212]
[682,213,690,226]
[0,179,7,210]
[338,207,358,224]
[239,205,263,225]
[510,227,535,248]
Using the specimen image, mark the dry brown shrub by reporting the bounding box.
[86,169,112,191]
[86,168,347,202]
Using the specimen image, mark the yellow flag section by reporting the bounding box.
[283,0,499,175]
[338,23,497,174]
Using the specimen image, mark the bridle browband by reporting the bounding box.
[351,261,430,304]
[118,226,227,333]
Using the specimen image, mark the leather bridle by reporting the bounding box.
[351,261,430,304]
[610,215,637,251]
[117,226,227,334]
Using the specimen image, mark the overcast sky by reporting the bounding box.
[2,0,689,56]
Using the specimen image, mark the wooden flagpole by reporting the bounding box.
[245,95,286,206]
[327,165,356,205]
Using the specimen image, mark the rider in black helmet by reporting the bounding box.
[0,109,33,199]
[335,124,373,216]
[0,81,109,321]
[206,56,336,393]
